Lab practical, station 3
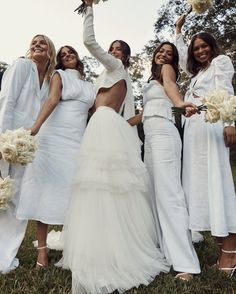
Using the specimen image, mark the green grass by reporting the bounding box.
[1,168,236,294]
[0,228,236,294]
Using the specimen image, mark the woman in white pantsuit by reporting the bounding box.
[143,42,200,280]
[175,15,236,276]
[129,42,200,281]
[0,34,56,273]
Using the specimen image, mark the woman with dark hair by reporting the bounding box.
[0,34,56,273]
[58,0,170,293]
[16,45,95,268]
[175,15,236,275]
[129,41,200,281]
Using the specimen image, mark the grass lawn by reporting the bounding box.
[1,167,236,293]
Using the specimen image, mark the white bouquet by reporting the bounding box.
[187,0,213,14]
[75,0,108,15]
[0,128,38,165]
[0,175,15,211]
[172,89,236,125]
[201,90,236,124]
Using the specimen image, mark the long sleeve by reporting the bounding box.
[174,33,189,75]
[83,7,121,71]
[212,55,234,95]
[0,59,29,132]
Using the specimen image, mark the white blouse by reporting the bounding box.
[83,7,135,120]
[142,80,174,121]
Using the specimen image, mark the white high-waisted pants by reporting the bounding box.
[143,116,200,273]
[0,163,27,273]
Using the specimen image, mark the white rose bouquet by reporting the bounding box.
[0,128,38,165]
[0,175,15,211]
[75,0,108,15]
[172,89,236,125]
[187,0,213,14]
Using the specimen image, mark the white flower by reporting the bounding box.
[0,128,38,165]
[187,0,213,14]
[0,176,15,211]
[201,89,236,124]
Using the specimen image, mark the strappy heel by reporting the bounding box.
[218,249,236,278]
[36,245,48,269]
[174,272,193,281]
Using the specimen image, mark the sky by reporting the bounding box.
[0,0,168,64]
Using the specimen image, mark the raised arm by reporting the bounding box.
[83,1,121,71]
[30,72,62,135]
[174,15,188,74]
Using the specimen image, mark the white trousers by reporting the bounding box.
[144,116,200,273]
[0,164,27,273]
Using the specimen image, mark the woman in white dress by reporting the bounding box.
[175,15,236,275]
[0,34,56,273]
[16,45,95,268]
[59,1,170,293]
[128,42,200,281]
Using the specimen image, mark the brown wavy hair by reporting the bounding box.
[108,40,131,68]
[55,45,85,79]
[187,32,220,76]
[148,41,180,83]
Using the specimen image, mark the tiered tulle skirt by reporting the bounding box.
[59,106,169,294]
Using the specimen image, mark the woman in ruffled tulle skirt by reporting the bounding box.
[58,1,170,293]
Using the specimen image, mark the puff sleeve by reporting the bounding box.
[174,33,189,74]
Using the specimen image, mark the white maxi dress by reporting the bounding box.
[59,6,170,294]
[0,58,49,273]
[175,33,236,236]
[16,69,95,224]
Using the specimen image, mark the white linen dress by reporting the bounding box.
[16,69,95,224]
[0,58,49,273]
[143,80,200,274]
[176,33,236,236]
[59,7,170,294]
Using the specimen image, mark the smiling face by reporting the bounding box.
[59,46,78,69]
[154,44,174,65]
[192,37,213,66]
[30,35,49,62]
[109,41,124,61]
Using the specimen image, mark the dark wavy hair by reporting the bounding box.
[55,45,85,79]
[148,41,180,83]
[108,40,131,68]
[187,32,220,76]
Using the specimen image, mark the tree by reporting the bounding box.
[0,61,8,90]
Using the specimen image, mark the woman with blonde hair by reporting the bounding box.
[0,34,56,273]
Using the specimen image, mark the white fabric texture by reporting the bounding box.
[0,58,49,273]
[83,6,135,122]
[143,81,200,274]
[175,34,236,236]
[16,69,95,224]
[58,106,170,294]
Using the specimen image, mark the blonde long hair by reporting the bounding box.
[26,34,56,83]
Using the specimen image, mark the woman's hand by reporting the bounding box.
[224,126,236,147]
[175,101,198,117]
[175,15,186,34]
[30,125,40,136]
[84,0,93,7]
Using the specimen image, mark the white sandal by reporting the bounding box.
[218,249,236,278]
[174,272,193,281]
[36,246,48,268]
